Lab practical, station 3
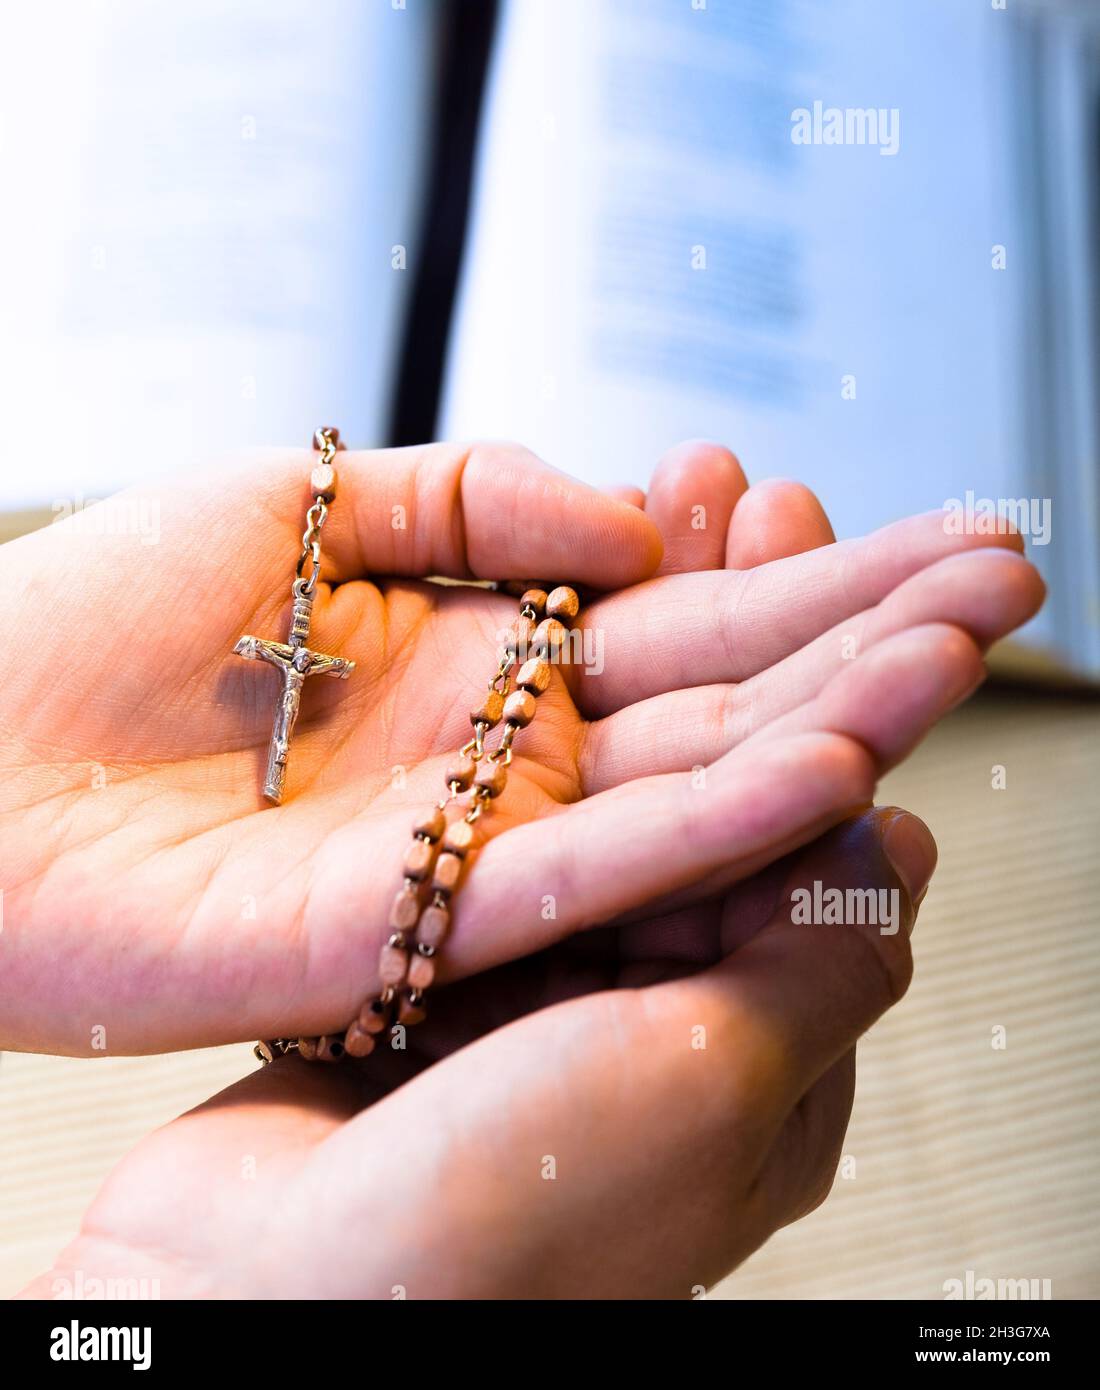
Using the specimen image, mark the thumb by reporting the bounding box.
[245,439,664,589]
[696,805,935,1118]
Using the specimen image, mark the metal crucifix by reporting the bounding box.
[234,581,354,804]
[234,429,354,804]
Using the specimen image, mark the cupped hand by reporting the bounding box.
[0,441,1042,1054]
[20,804,934,1299]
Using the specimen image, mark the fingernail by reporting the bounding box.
[881,811,937,924]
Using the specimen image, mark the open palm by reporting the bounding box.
[0,440,1042,1057]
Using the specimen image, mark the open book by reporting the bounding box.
[440,0,1100,680]
[1,0,1096,676]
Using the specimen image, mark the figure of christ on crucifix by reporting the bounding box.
[234,587,355,804]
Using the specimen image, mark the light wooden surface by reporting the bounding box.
[1,688,1097,1299]
[721,688,1100,1300]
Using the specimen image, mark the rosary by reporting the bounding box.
[238,429,579,1066]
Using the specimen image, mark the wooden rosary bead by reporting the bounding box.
[503,689,536,728]
[532,618,566,657]
[407,949,436,992]
[297,1036,318,1061]
[520,588,548,617]
[413,806,446,842]
[445,754,477,790]
[470,688,505,729]
[516,658,551,695]
[389,884,421,932]
[359,997,390,1034]
[441,818,476,856]
[403,837,436,880]
[505,614,536,660]
[315,1034,345,1062]
[313,426,342,450]
[417,902,451,948]
[342,1022,376,1058]
[397,991,427,1026]
[474,759,508,798]
[501,579,549,600]
[310,461,336,502]
[432,851,464,894]
[379,940,410,987]
[546,585,579,621]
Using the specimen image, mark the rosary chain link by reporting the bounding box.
[296,498,330,594]
[296,428,338,593]
[313,426,339,465]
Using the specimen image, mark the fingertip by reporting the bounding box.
[784,803,934,918]
[814,731,879,810]
[981,511,1028,552]
[653,438,746,488]
[957,549,1048,644]
[773,729,879,817]
[647,439,748,573]
[603,495,665,583]
[863,620,986,699]
[725,477,835,568]
[915,506,1028,555]
[867,548,1048,665]
[878,807,938,914]
[927,622,988,701]
[997,550,1048,622]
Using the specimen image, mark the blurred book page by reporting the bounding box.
[441,0,1095,675]
[0,0,438,508]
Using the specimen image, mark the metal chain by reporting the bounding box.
[295,428,337,594]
